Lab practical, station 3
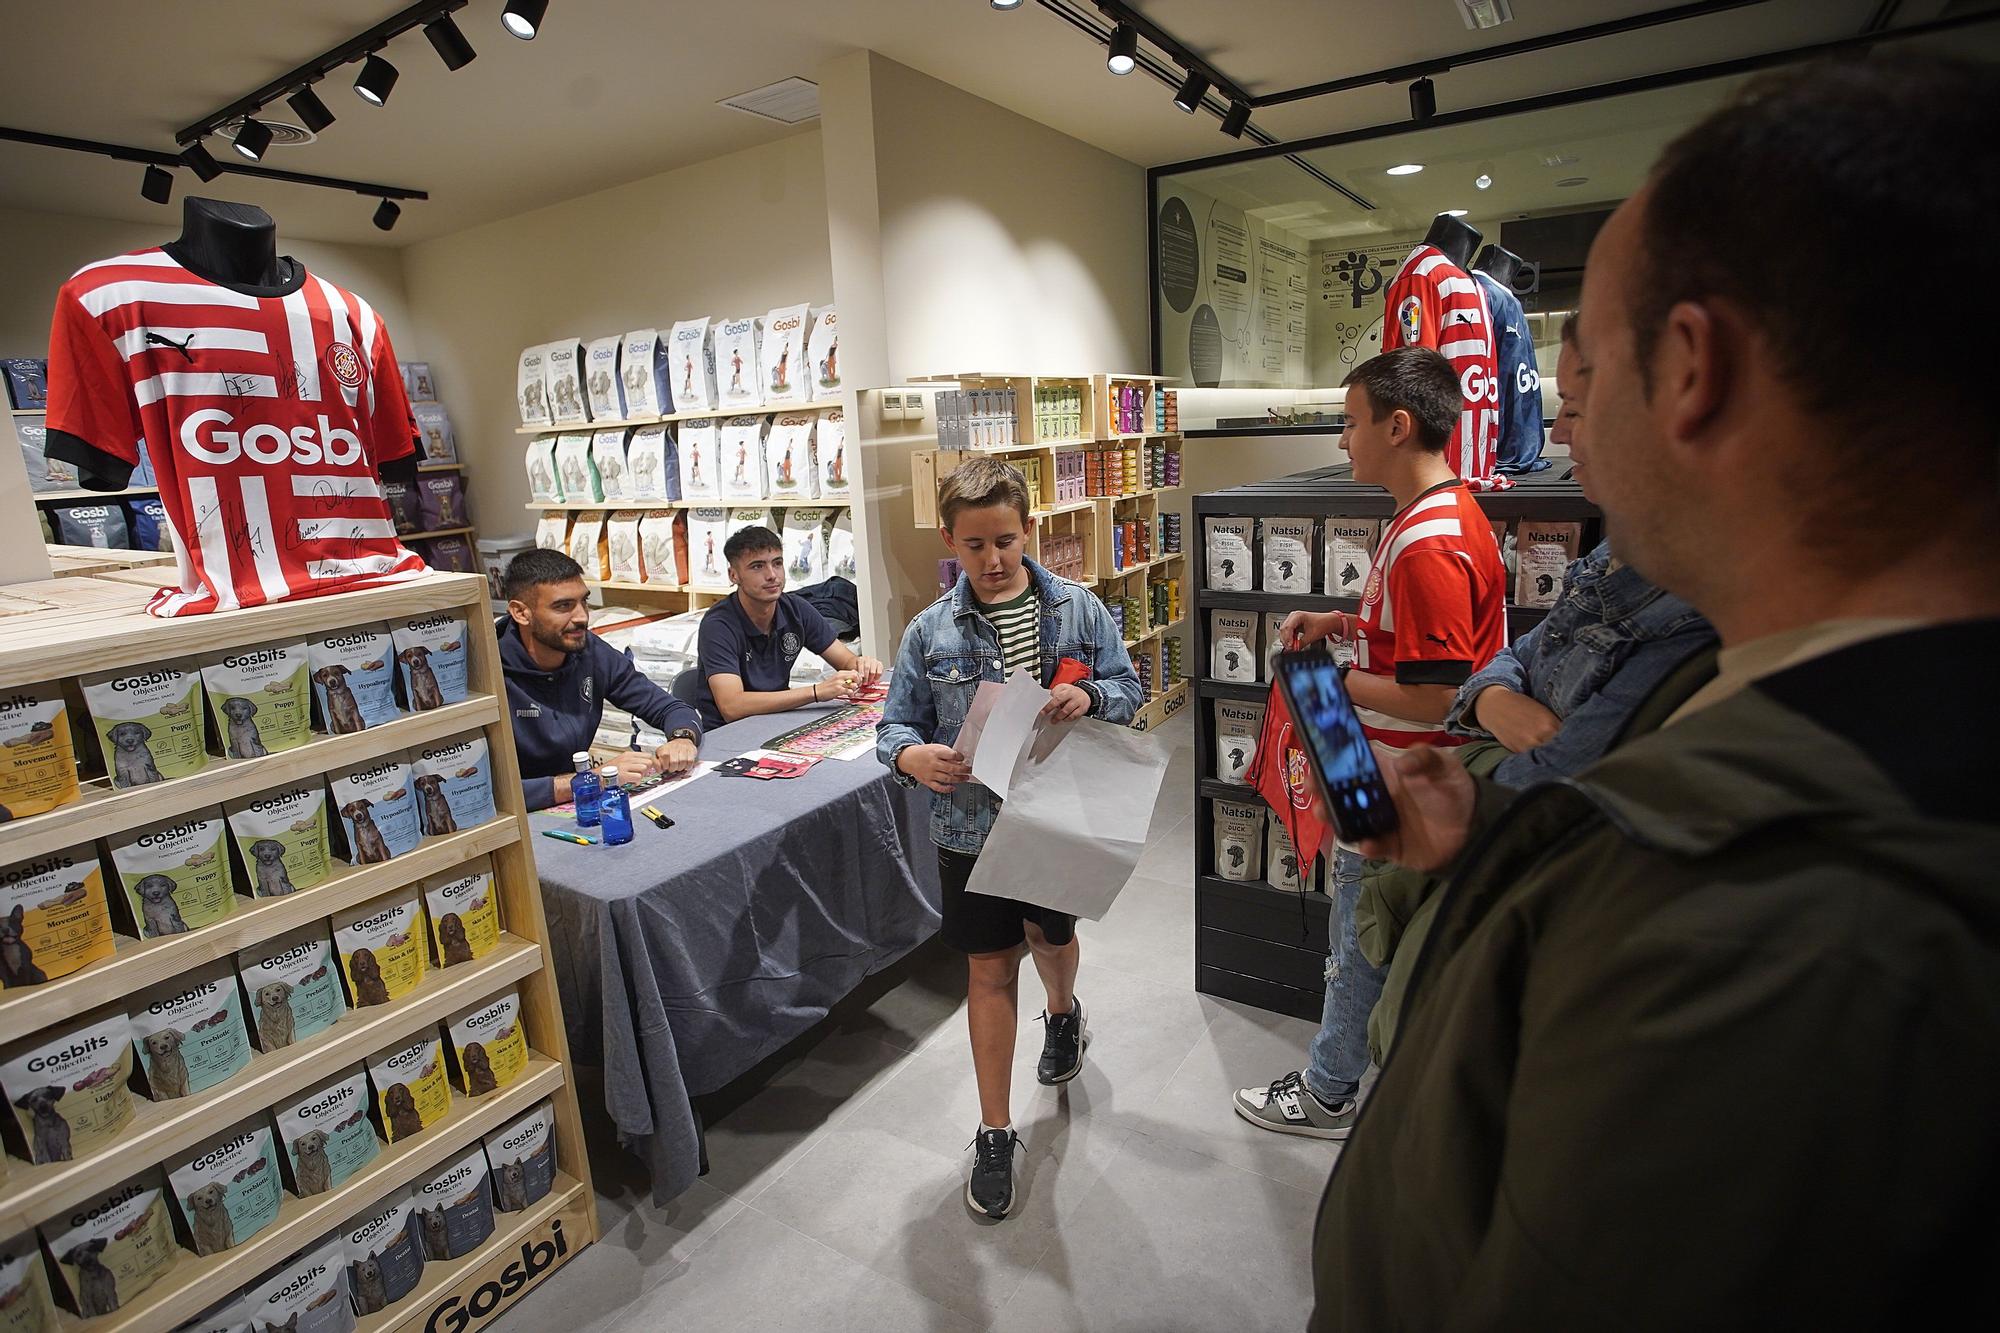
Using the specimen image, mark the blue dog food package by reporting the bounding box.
[16,413,79,494]
[388,613,469,713]
[340,1183,425,1317]
[243,1233,355,1333]
[1,359,47,410]
[412,1143,496,1261]
[273,1066,378,1197]
[307,624,399,733]
[409,733,496,835]
[485,1099,557,1213]
[47,502,129,550]
[329,752,420,864]
[125,495,173,551]
[237,922,345,1052]
[80,658,209,787]
[0,1008,134,1164]
[166,1117,284,1256]
[129,959,252,1102]
[0,1232,60,1330]
[201,639,312,759]
[45,1173,177,1318]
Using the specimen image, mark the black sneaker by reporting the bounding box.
[965,1127,1021,1219]
[1036,998,1087,1085]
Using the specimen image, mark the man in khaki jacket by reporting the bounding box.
[1312,54,2000,1331]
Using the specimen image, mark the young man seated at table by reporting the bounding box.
[500,548,702,810]
[692,525,883,730]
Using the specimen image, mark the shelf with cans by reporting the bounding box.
[1190,463,1602,1021]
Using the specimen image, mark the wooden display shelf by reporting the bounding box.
[1102,551,1183,582]
[418,460,464,472]
[402,525,474,542]
[1121,614,1187,652]
[30,485,158,501]
[69,1059,567,1333]
[9,406,44,415]
[1030,497,1096,519]
[524,498,838,513]
[1131,679,1189,734]
[514,398,845,435]
[0,935,542,1235]
[587,577,688,595]
[0,695,498,865]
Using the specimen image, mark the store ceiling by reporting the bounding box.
[0,0,1979,247]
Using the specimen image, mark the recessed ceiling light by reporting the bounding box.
[1386,163,1424,176]
[1475,173,1493,189]
[1454,0,1514,29]
[1556,176,1590,187]
[1443,208,1469,217]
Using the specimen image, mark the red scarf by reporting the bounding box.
[1248,685,1331,874]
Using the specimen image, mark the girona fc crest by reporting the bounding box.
[1361,564,1383,605]
[324,341,367,391]
[1279,723,1312,810]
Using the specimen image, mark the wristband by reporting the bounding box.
[811,682,819,702]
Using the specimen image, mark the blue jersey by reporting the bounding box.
[1473,272,1550,475]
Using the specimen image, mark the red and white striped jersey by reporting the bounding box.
[1352,480,1508,747]
[46,248,425,617]
[1381,244,1511,491]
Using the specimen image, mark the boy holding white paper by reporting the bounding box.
[878,458,1141,1220]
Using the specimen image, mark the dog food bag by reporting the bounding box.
[329,753,420,865]
[599,510,639,584]
[1325,519,1379,599]
[416,472,466,533]
[80,659,207,788]
[1267,815,1308,894]
[167,1118,283,1256]
[760,303,811,405]
[308,624,398,733]
[826,508,856,581]
[238,923,344,1053]
[382,477,421,535]
[130,960,252,1102]
[713,315,764,412]
[274,1066,378,1197]
[533,510,569,553]
[18,413,74,496]
[1262,611,1295,683]
[625,425,675,503]
[685,507,730,591]
[1213,798,1266,882]
[332,890,426,1008]
[1515,520,1583,609]
[367,1032,449,1144]
[1203,517,1254,591]
[422,531,477,575]
[0,1234,59,1332]
[411,1144,496,1260]
[412,402,456,464]
[544,338,589,427]
[47,502,129,550]
[340,1184,425,1317]
[109,809,238,937]
[525,437,563,503]
[591,429,631,504]
[0,844,114,987]
[780,508,829,586]
[1209,610,1258,684]
[516,344,552,427]
[488,1107,557,1220]
[668,318,717,413]
[201,640,311,760]
[584,335,624,421]
[126,495,174,551]
[719,416,768,502]
[815,407,849,499]
[621,328,668,419]
[410,733,497,834]
[807,305,840,395]
[177,1292,255,1333]
[553,433,600,505]
[0,684,80,820]
[1259,517,1315,596]
[243,1234,354,1333]
[677,417,720,502]
[763,413,818,501]
[1214,699,1265,787]
[224,781,331,898]
[423,860,498,968]
[389,613,469,713]
[638,510,686,588]
[46,1174,176,1318]
[445,989,526,1097]
[1,1009,133,1164]
[567,512,608,581]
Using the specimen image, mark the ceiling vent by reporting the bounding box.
[718,77,821,125]
[219,116,316,149]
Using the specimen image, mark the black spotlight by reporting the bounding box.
[180,142,223,182]
[355,53,399,105]
[373,199,401,232]
[1107,23,1137,75]
[502,0,548,39]
[232,116,274,161]
[141,165,174,205]
[1173,70,1210,114]
[1220,100,1251,137]
[288,86,335,133]
[1409,77,1437,121]
[425,14,477,70]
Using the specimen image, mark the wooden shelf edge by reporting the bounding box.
[417,461,464,472]
[402,526,474,542]
[1131,680,1189,734]
[362,1174,590,1332]
[524,498,848,513]
[513,397,845,434]
[31,486,160,501]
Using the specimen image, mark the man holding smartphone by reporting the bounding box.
[1234,347,1507,1139]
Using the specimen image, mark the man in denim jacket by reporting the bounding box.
[878,457,1141,1221]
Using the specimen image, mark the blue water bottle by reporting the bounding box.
[570,752,601,828]
[597,765,634,846]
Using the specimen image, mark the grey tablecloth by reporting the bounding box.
[534,706,942,1203]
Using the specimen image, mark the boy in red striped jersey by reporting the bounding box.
[1233,346,1506,1139]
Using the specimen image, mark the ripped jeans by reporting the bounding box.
[1304,848,1384,1106]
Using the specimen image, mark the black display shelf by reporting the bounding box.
[1192,461,1599,523]
[1197,679,1269,702]
[1198,589,1357,614]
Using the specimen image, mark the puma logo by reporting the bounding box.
[1425,633,1451,647]
[145,331,196,362]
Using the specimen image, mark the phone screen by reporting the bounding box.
[1272,647,1398,842]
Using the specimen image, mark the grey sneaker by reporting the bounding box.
[965,1127,1021,1219]
[1232,1071,1358,1139]
[1036,998,1087,1085]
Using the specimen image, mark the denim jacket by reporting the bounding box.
[1446,540,1716,788]
[877,557,1143,853]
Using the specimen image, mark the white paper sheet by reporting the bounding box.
[952,680,1007,765]
[969,670,1052,800]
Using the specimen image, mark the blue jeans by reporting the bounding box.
[1305,849,1384,1105]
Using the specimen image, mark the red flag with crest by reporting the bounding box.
[1248,684,1332,876]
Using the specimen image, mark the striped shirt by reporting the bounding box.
[1381,244,1510,491]
[983,586,1041,677]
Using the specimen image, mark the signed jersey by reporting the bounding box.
[46,248,424,616]
[1381,244,1509,490]
[1472,270,1550,475]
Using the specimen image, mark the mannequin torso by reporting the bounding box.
[1473,244,1524,290]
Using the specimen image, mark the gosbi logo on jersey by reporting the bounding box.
[324,341,367,392]
[178,409,364,466]
[1460,363,1496,404]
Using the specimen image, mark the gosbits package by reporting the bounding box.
[382,477,421,535]
[329,753,420,865]
[423,859,499,967]
[80,660,207,788]
[815,407,849,498]
[109,808,238,937]
[719,416,768,502]
[567,512,607,581]
[130,960,252,1102]
[591,429,631,503]
[0,1009,134,1164]
[1209,610,1258,684]
[416,472,466,532]
[543,339,589,427]
[226,781,331,898]
[760,303,811,405]
[200,640,311,759]
[45,1174,177,1319]
[1213,699,1265,787]
[685,508,730,591]
[533,510,568,553]
[516,344,551,427]
[412,402,456,463]
[1324,519,1379,599]
[0,844,112,988]
[485,1100,557,1213]
[341,1184,425,1317]
[307,624,398,734]
[238,923,345,1052]
[166,1118,284,1256]
[553,433,600,505]
[825,508,856,581]
[389,612,469,713]
[332,890,426,1008]
[274,1066,378,1197]
[410,733,496,836]
[242,1234,354,1333]
[782,508,829,586]
[667,318,716,414]
[620,328,668,419]
[1203,517,1254,591]
[638,510,685,587]
[764,413,817,501]
[367,1032,450,1144]
[445,989,526,1097]
[1212,798,1266,882]
[807,305,840,395]
[713,315,763,412]
[1259,517,1315,596]
[625,426,675,503]
[584,335,624,421]
[0,683,80,820]
[525,438,562,503]
[606,511,645,584]
[46,502,127,549]
[126,496,173,551]
[676,417,721,502]
[411,1144,496,1261]
[0,1234,59,1331]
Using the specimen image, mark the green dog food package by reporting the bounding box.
[273,1065,379,1197]
[166,1117,284,1256]
[80,659,208,789]
[237,923,345,1052]
[200,640,311,759]
[224,780,331,898]
[129,960,252,1102]
[108,808,238,938]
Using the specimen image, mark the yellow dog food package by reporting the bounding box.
[0,1009,135,1165]
[44,1173,177,1319]
[444,989,527,1097]
[332,890,426,1009]
[366,1032,450,1144]
[78,659,208,789]
[423,858,499,967]
[0,683,80,819]
[108,808,238,938]
[0,843,113,988]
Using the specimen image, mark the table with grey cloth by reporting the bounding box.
[533,705,942,1204]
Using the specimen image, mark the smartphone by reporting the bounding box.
[1271,646,1399,842]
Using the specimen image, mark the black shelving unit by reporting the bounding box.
[1191,462,1601,1020]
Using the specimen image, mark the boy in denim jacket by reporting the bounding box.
[878,457,1141,1221]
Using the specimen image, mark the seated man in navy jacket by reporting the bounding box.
[499,548,702,810]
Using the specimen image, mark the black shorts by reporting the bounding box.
[937,846,1076,954]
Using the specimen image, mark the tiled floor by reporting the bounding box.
[497,713,1336,1332]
